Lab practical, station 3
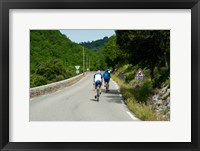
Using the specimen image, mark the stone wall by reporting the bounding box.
[30,73,87,98]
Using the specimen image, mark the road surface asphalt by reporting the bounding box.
[30,72,140,121]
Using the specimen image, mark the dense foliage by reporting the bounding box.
[30,30,170,90]
[80,36,112,70]
[80,36,109,52]
[115,30,170,81]
[30,30,98,87]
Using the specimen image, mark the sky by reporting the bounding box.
[60,30,115,43]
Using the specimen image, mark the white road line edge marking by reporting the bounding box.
[121,100,125,105]
[111,78,141,121]
[126,111,137,120]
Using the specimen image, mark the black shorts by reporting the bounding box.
[104,78,110,83]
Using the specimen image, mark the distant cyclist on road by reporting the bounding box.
[103,69,111,92]
[93,70,103,93]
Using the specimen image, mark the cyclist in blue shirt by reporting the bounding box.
[103,70,111,92]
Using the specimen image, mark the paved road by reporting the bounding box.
[30,73,140,121]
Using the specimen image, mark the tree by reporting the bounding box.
[103,35,122,71]
[30,30,98,87]
[115,30,170,79]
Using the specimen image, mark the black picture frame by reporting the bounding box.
[0,0,199,151]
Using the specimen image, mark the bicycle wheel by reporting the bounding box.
[97,91,99,101]
[105,83,108,92]
[96,86,99,101]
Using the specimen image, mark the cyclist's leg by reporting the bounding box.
[103,78,106,87]
[99,81,102,94]
[96,81,101,96]
[96,81,101,88]
[93,81,96,91]
[105,79,109,86]
[94,81,99,98]
[104,79,107,85]
[94,81,98,92]
[107,79,110,91]
[100,81,102,88]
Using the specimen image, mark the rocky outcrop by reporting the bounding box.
[150,83,170,121]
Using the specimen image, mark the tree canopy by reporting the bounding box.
[30,30,170,88]
[115,30,170,79]
[102,35,123,71]
[80,36,109,52]
[30,30,97,87]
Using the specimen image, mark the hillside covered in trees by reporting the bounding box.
[30,30,100,87]
[31,30,170,89]
[80,36,109,52]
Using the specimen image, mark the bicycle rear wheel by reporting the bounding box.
[97,89,99,101]
[105,82,108,92]
[96,86,100,101]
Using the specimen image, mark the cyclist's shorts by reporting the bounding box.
[95,80,102,89]
[104,78,110,83]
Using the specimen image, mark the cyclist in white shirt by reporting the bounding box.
[93,70,103,92]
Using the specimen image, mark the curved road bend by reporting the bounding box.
[30,72,140,121]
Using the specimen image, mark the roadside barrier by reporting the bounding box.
[30,73,87,98]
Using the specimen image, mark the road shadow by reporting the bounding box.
[102,89,123,104]
[89,89,122,104]
[105,96,122,104]
[101,89,120,95]
[90,99,98,102]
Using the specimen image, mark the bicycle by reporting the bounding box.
[105,82,109,93]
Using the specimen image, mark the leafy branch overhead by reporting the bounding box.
[115,30,170,79]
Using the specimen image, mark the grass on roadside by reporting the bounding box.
[112,74,161,121]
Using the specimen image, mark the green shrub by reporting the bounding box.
[125,73,135,82]
[125,64,135,72]
[152,67,170,88]
[30,74,48,88]
[143,68,150,77]
[112,74,161,121]
[116,64,129,75]
[53,75,65,82]
[127,99,159,121]
[31,58,79,87]
[35,58,68,80]
[65,69,74,78]
[133,80,152,103]
[165,77,170,87]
